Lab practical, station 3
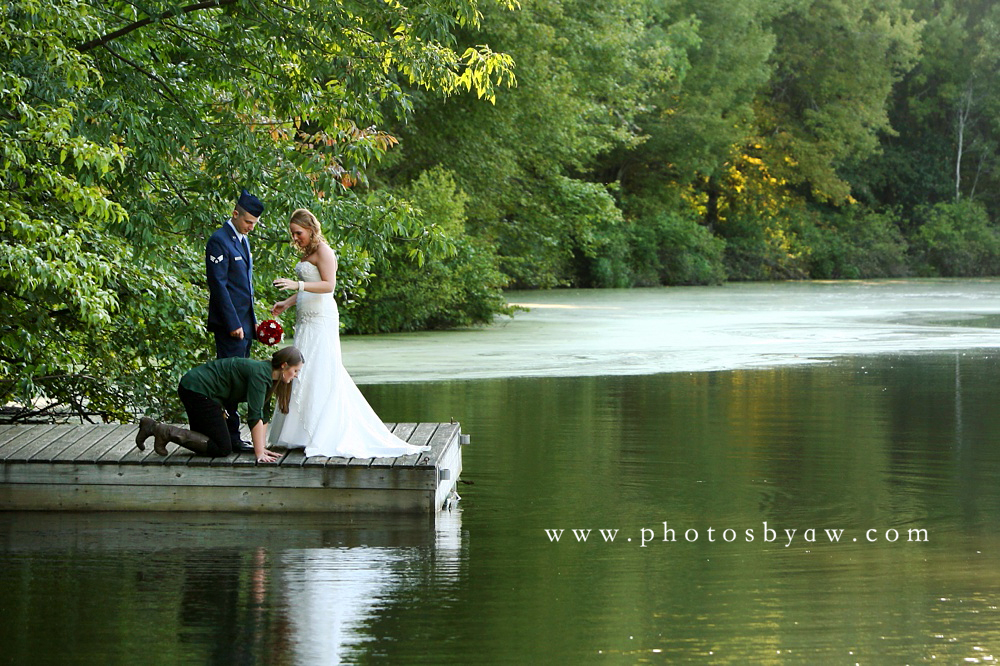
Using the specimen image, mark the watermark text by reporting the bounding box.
[543,522,928,547]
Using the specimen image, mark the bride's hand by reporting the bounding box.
[271,301,289,316]
[273,277,298,291]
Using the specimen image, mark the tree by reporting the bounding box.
[1,0,515,422]
[614,0,775,207]
[759,0,921,203]
[389,0,691,287]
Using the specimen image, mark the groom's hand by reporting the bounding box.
[230,327,245,339]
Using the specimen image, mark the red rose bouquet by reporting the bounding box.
[256,319,284,346]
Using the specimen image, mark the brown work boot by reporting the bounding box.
[135,417,158,451]
[152,422,173,456]
[174,428,212,455]
[152,423,212,456]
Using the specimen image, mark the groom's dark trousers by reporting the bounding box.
[206,221,256,446]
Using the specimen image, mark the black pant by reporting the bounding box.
[178,384,233,457]
[213,327,252,443]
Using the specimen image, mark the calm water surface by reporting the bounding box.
[4,352,1000,663]
[6,279,1000,664]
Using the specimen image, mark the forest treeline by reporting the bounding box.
[368,0,1000,332]
[2,0,999,420]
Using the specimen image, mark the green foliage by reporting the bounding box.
[759,0,922,203]
[1,0,515,422]
[8,0,1000,424]
[494,176,627,288]
[393,0,686,287]
[345,168,514,332]
[911,200,1000,276]
[399,166,469,237]
[618,0,774,191]
[868,0,1000,216]
[795,207,910,279]
[1,0,130,420]
[346,235,515,333]
[393,0,930,291]
[717,211,808,281]
[621,205,727,286]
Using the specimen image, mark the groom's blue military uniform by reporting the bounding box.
[206,222,256,357]
[205,189,264,449]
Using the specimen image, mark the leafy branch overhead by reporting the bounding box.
[0,0,516,422]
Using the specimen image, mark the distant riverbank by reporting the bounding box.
[343,278,1000,384]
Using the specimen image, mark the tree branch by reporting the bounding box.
[77,0,240,53]
[98,44,197,123]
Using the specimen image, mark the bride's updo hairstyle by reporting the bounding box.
[289,208,325,258]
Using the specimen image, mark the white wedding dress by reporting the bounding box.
[268,261,429,458]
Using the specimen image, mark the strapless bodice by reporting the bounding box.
[293,261,333,323]
[295,261,321,281]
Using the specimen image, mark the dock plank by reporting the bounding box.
[393,422,417,442]
[393,422,438,468]
[163,446,198,466]
[339,422,408,468]
[72,426,135,462]
[367,423,415,468]
[3,459,436,489]
[0,425,65,462]
[0,484,437,513]
[202,423,253,468]
[302,454,351,468]
[94,425,152,463]
[0,421,462,513]
[426,423,461,466]
[352,422,402,469]
[5,425,93,462]
[279,449,308,467]
[22,425,124,463]
[111,426,163,464]
[0,425,29,447]
[208,450,246,467]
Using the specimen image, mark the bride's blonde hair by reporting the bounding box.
[289,208,325,257]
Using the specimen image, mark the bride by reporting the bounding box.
[268,208,429,458]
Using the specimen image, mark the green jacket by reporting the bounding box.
[180,357,272,428]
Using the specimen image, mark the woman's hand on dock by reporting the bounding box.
[256,448,280,463]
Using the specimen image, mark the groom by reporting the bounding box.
[205,188,264,453]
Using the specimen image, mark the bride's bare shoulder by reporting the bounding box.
[316,242,338,263]
[303,242,335,263]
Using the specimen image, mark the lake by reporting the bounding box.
[3,280,1000,663]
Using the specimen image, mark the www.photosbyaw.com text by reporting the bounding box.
[544,522,929,547]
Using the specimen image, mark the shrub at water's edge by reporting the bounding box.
[910,201,1000,277]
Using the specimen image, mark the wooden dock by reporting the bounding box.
[0,422,464,513]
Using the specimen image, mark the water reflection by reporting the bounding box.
[282,547,409,664]
[280,511,462,665]
[5,352,1000,662]
[359,352,1000,663]
[0,511,463,665]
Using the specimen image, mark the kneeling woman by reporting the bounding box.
[136,347,304,463]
